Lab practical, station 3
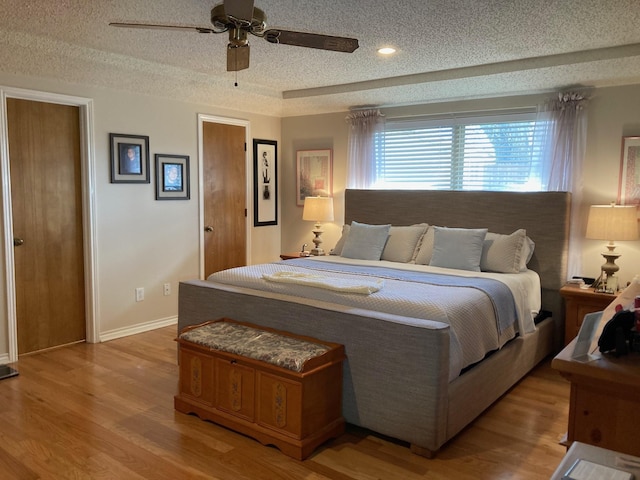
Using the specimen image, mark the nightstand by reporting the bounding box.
[560,284,616,345]
[280,252,326,260]
[280,252,305,260]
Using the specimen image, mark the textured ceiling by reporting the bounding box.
[1,0,640,117]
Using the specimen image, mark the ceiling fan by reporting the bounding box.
[110,0,359,72]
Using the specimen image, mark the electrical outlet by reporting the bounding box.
[135,287,144,302]
[163,283,171,296]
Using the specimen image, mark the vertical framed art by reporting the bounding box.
[296,149,332,206]
[109,133,150,183]
[618,136,640,206]
[155,154,190,200]
[253,139,277,226]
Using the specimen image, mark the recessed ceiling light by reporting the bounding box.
[377,47,396,55]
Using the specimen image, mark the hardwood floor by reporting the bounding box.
[0,326,570,479]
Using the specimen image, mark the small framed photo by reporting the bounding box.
[618,136,640,206]
[109,133,150,183]
[253,139,277,226]
[296,149,332,206]
[155,154,190,200]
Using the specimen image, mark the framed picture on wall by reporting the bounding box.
[109,133,150,183]
[618,136,640,206]
[253,139,277,226]
[155,154,190,200]
[296,149,332,206]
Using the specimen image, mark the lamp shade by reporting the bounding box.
[302,196,334,222]
[585,204,638,241]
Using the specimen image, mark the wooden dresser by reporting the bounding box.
[551,339,640,457]
[174,318,345,460]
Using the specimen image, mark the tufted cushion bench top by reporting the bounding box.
[178,319,332,373]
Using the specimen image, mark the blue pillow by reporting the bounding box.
[341,221,391,261]
[429,227,488,271]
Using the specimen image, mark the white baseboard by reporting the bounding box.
[0,353,10,365]
[99,316,177,342]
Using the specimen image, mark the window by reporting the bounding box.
[374,110,545,191]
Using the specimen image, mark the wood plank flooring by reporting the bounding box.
[0,326,570,479]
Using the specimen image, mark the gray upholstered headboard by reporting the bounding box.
[345,189,571,346]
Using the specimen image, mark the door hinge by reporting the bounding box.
[244,142,247,151]
[244,208,247,217]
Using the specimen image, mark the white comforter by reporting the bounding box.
[208,256,541,380]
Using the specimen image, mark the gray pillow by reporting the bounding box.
[381,225,428,263]
[341,221,391,261]
[429,227,488,271]
[480,229,527,274]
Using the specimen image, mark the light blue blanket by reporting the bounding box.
[289,259,518,334]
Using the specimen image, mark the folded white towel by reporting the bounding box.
[262,270,384,295]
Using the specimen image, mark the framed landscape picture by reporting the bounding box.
[296,149,332,206]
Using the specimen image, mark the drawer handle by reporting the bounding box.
[230,359,237,364]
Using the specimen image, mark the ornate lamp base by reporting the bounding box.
[310,222,325,256]
[595,251,621,294]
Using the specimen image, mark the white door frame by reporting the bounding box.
[197,114,252,279]
[0,86,99,363]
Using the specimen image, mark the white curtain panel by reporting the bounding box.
[536,91,589,279]
[345,109,385,189]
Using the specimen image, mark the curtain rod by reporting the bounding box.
[385,105,537,122]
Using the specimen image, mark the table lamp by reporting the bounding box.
[302,196,334,255]
[585,202,638,293]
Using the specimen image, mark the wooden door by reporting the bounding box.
[202,121,247,277]
[7,98,86,354]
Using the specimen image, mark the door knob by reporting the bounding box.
[204,226,214,232]
[13,237,24,247]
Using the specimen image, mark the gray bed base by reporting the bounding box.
[178,189,571,456]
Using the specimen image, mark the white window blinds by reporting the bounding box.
[374,110,545,191]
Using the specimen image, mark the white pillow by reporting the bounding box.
[341,221,391,261]
[408,223,430,263]
[330,224,350,255]
[480,229,528,274]
[414,226,435,265]
[429,227,488,271]
[381,225,428,263]
[521,236,535,270]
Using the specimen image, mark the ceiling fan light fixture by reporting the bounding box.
[227,43,250,71]
[377,46,396,55]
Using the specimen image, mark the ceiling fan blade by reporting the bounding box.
[223,0,255,24]
[227,44,250,71]
[263,29,359,53]
[109,22,218,34]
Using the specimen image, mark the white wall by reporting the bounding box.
[582,85,640,287]
[282,85,640,288]
[280,113,348,256]
[0,72,281,360]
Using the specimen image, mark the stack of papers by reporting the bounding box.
[563,459,634,480]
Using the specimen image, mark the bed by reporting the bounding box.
[178,189,571,457]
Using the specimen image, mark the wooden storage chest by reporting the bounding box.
[174,318,345,460]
